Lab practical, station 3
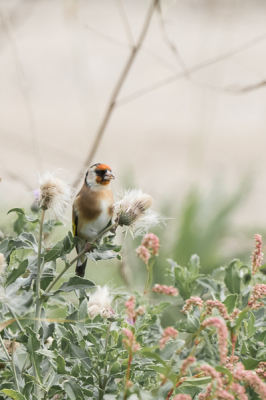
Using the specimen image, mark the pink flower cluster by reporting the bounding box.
[256,362,266,380]
[122,328,140,353]
[173,395,192,400]
[199,365,235,400]
[136,233,160,264]
[125,296,145,324]
[152,284,178,297]
[180,356,196,376]
[125,296,136,320]
[136,246,151,264]
[248,283,266,309]
[202,317,228,364]
[230,308,240,320]
[142,233,160,255]
[181,296,204,313]
[205,299,230,320]
[234,362,266,399]
[159,327,178,349]
[251,234,263,275]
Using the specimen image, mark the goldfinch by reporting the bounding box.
[72,163,115,277]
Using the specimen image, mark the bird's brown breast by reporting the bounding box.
[74,183,114,223]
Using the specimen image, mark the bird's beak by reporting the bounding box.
[105,171,115,180]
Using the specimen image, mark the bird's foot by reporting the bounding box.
[85,242,92,252]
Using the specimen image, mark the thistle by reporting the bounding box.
[87,286,114,319]
[39,172,73,220]
[113,189,166,237]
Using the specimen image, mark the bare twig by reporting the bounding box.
[0,0,43,175]
[157,0,189,75]
[72,0,159,188]
[115,0,134,47]
[116,31,266,106]
[84,23,176,72]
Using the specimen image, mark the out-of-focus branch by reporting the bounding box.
[0,0,43,175]
[0,160,33,191]
[225,80,266,94]
[115,0,134,47]
[84,23,176,72]
[117,31,266,106]
[157,0,189,75]
[72,0,159,189]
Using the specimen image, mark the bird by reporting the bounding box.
[72,163,115,277]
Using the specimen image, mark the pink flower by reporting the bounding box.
[125,296,136,320]
[180,356,196,376]
[136,245,151,264]
[202,317,228,364]
[205,299,230,320]
[251,234,263,275]
[248,283,266,309]
[234,363,266,399]
[231,383,248,400]
[256,362,266,380]
[199,384,212,400]
[141,233,160,256]
[152,284,178,297]
[159,327,178,349]
[181,296,204,313]
[230,308,240,320]
[122,328,140,353]
[173,395,192,400]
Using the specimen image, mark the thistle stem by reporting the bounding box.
[11,339,20,393]
[45,222,117,294]
[33,208,45,398]
[8,306,24,333]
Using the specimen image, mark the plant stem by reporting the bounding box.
[72,0,158,188]
[45,222,117,294]
[8,306,24,332]
[0,335,10,362]
[123,350,132,400]
[11,339,20,393]
[34,208,45,334]
[33,208,45,398]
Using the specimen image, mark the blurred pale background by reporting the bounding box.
[1,0,266,287]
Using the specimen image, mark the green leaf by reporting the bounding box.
[26,326,42,383]
[140,348,167,367]
[110,361,120,374]
[223,294,238,314]
[183,377,211,386]
[56,355,67,374]
[187,254,200,275]
[70,343,91,370]
[248,311,256,336]
[1,389,26,400]
[224,260,241,294]
[36,349,57,358]
[63,380,83,400]
[85,249,116,262]
[235,308,249,330]
[185,315,200,333]
[160,340,185,360]
[56,276,95,293]
[215,366,233,383]
[6,259,28,286]
[7,208,39,223]
[242,358,266,370]
[45,232,77,262]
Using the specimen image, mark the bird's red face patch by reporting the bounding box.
[97,164,111,171]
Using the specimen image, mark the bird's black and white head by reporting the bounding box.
[85,163,115,189]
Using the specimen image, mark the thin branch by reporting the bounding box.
[0,0,43,175]
[72,0,158,188]
[84,23,177,72]
[157,0,189,75]
[225,80,266,94]
[0,159,33,191]
[116,31,266,106]
[115,0,134,47]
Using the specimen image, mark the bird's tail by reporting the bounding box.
[75,242,87,278]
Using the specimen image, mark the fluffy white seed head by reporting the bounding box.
[39,172,73,220]
[0,253,6,276]
[87,285,113,319]
[113,189,166,237]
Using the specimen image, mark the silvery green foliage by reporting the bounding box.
[0,208,266,399]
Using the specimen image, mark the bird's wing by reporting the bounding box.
[72,204,78,237]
